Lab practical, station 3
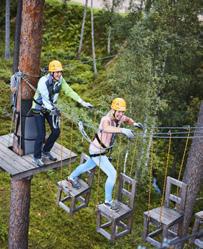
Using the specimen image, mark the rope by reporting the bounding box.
[147,140,154,215]
[5,76,203,139]
[96,155,102,206]
[92,109,97,138]
[159,130,172,221]
[123,139,130,174]
[60,113,64,179]
[7,75,203,142]
[96,132,103,205]
[67,120,74,174]
[112,135,123,200]
[134,134,203,139]
[129,137,138,178]
[175,127,190,197]
[178,127,190,182]
[78,121,92,143]
[151,126,203,129]
[115,136,122,174]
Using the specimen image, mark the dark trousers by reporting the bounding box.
[34,113,60,158]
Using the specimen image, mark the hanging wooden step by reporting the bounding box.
[191,210,203,248]
[0,133,77,180]
[96,173,137,241]
[56,153,95,214]
[143,176,188,249]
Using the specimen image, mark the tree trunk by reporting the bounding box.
[107,26,112,55]
[90,0,97,77]
[107,0,117,55]
[18,0,44,98]
[9,178,31,249]
[12,0,45,155]
[9,1,44,247]
[5,0,10,59]
[77,0,88,59]
[13,0,23,73]
[182,102,203,237]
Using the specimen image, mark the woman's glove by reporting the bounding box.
[133,122,144,130]
[121,128,135,139]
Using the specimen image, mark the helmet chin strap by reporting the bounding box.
[51,72,55,80]
[112,110,120,127]
[51,72,61,82]
[113,110,116,119]
[113,110,120,122]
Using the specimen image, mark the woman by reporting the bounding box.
[67,98,143,211]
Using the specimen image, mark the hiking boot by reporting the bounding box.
[32,157,44,167]
[66,178,81,189]
[104,200,120,211]
[42,151,57,161]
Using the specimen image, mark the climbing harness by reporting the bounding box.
[52,113,60,129]
[78,120,114,158]
[20,72,60,112]
[78,120,92,143]
[10,71,21,110]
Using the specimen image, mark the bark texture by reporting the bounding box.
[9,178,31,249]
[182,102,203,236]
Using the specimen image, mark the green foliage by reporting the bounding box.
[41,1,127,63]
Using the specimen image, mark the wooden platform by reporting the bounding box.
[0,134,77,180]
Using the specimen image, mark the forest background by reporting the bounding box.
[0,0,203,248]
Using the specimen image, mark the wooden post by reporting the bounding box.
[9,178,31,249]
[9,1,44,248]
[181,102,203,239]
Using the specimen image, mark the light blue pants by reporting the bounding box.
[69,155,117,203]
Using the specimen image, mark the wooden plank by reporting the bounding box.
[58,179,89,197]
[0,156,19,175]
[169,194,181,204]
[0,134,13,146]
[167,176,186,188]
[0,143,33,172]
[0,134,77,160]
[146,235,161,248]
[12,156,77,180]
[22,148,75,167]
[0,134,77,180]
[144,207,182,225]
[97,202,131,219]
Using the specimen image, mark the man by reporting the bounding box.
[31,60,93,167]
[67,98,143,211]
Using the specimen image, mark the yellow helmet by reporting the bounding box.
[48,60,63,72]
[111,98,126,111]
